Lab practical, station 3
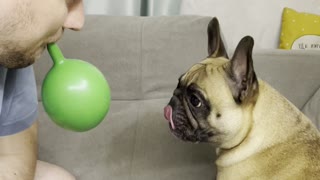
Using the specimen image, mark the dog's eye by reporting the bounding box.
[190,94,202,108]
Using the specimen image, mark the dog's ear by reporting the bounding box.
[207,17,228,58]
[227,36,259,104]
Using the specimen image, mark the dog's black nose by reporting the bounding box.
[173,88,182,96]
[168,95,181,108]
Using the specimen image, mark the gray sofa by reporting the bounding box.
[34,16,320,180]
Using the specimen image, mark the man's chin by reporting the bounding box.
[34,45,46,59]
[4,60,35,69]
[0,52,36,69]
[13,45,46,69]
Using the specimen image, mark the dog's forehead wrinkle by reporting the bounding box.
[182,57,228,84]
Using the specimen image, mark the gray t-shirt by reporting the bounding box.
[0,65,38,136]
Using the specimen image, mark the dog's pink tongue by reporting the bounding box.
[164,105,176,130]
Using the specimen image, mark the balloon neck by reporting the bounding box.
[47,43,65,65]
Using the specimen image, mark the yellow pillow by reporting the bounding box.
[279,7,320,50]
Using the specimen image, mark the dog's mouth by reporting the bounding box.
[163,104,214,143]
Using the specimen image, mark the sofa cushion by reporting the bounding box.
[35,16,145,101]
[303,87,320,129]
[35,16,320,108]
[279,7,320,50]
[38,99,217,180]
[251,49,320,109]
[35,16,211,101]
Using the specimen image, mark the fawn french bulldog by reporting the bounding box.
[164,17,320,179]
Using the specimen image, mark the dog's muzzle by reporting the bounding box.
[163,98,212,143]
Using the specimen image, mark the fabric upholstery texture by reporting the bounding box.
[303,87,320,128]
[34,16,320,180]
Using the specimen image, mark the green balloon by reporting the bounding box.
[42,43,111,132]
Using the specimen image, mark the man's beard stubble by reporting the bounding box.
[0,46,36,69]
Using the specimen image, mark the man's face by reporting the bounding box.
[0,0,84,69]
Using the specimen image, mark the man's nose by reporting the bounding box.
[63,0,85,31]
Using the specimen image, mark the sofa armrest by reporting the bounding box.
[303,86,320,129]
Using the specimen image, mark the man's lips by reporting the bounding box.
[46,28,64,44]
[164,105,176,130]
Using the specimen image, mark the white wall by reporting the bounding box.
[83,0,182,16]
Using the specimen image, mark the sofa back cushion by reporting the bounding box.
[35,16,210,101]
[35,16,320,110]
